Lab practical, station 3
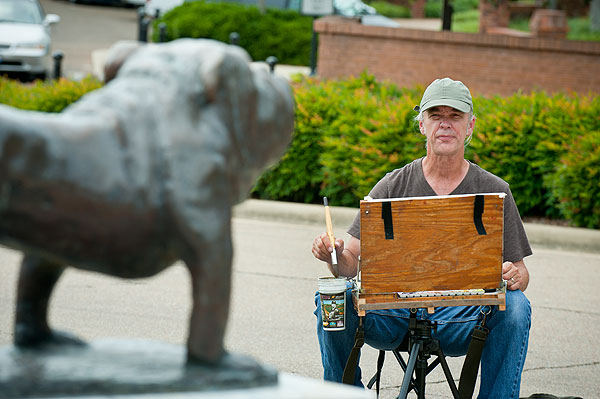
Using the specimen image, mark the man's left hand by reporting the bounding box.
[502,260,529,291]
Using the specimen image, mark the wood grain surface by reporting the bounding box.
[360,194,504,294]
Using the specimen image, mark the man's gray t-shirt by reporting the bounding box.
[347,158,532,263]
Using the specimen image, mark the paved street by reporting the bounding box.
[1,200,599,398]
[38,0,311,81]
[40,0,139,79]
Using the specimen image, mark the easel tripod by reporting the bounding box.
[395,311,460,399]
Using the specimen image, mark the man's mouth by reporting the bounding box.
[436,134,456,140]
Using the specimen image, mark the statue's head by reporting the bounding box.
[103,39,294,201]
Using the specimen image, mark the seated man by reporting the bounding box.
[311,77,532,399]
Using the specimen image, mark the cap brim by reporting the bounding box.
[420,99,471,113]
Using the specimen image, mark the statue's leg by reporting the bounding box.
[14,254,84,347]
[183,211,233,365]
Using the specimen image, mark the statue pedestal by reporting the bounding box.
[0,339,373,399]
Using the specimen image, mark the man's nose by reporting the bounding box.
[439,118,452,128]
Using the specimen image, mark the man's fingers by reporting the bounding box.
[312,234,333,262]
[319,232,333,251]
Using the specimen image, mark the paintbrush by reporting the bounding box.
[323,197,339,278]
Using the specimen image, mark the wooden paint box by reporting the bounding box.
[355,193,506,315]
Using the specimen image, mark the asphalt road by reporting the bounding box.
[40,0,139,79]
[1,205,599,398]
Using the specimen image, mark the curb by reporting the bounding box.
[233,199,600,255]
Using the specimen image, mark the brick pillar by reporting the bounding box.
[411,0,426,18]
[530,9,569,39]
[479,1,510,33]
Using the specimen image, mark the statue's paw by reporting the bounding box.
[15,325,86,348]
[186,351,272,373]
[186,350,226,368]
[185,350,278,387]
[46,330,87,346]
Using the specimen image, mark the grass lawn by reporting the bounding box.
[366,0,600,42]
[452,9,480,33]
[451,9,600,41]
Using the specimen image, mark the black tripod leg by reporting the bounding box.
[398,341,421,399]
[393,350,420,396]
[436,348,460,399]
[415,355,427,399]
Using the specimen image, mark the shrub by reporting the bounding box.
[0,76,102,112]
[2,74,597,228]
[452,0,479,13]
[252,73,425,207]
[425,0,442,18]
[318,75,424,205]
[252,74,600,228]
[545,131,600,229]
[152,1,313,66]
[251,76,329,203]
[468,91,600,218]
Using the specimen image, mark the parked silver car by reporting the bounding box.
[0,0,60,80]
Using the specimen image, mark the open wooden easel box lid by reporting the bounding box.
[355,193,507,316]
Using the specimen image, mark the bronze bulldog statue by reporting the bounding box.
[0,39,294,365]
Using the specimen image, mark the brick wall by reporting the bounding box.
[314,16,600,96]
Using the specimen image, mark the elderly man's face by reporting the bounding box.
[419,106,475,157]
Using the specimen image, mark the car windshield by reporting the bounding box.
[0,0,43,24]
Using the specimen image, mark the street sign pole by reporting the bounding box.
[301,0,334,77]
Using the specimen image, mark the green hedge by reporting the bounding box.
[252,73,424,205]
[2,75,598,229]
[152,1,313,66]
[252,74,600,229]
[466,92,600,218]
[0,76,102,112]
[544,131,600,229]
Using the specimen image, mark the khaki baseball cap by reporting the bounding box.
[416,78,473,113]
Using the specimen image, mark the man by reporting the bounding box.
[311,78,532,399]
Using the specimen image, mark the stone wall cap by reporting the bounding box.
[314,16,600,56]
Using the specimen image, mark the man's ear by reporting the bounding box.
[103,41,145,83]
[419,119,425,135]
[469,115,476,132]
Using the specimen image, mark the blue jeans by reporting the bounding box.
[314,287,531,399]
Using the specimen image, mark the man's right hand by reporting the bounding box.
[312,232,344,264]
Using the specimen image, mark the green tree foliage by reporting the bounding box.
[545,131,600,229]
[469,92,600,219]
[153,1,313,66]
[253,73,425,206]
